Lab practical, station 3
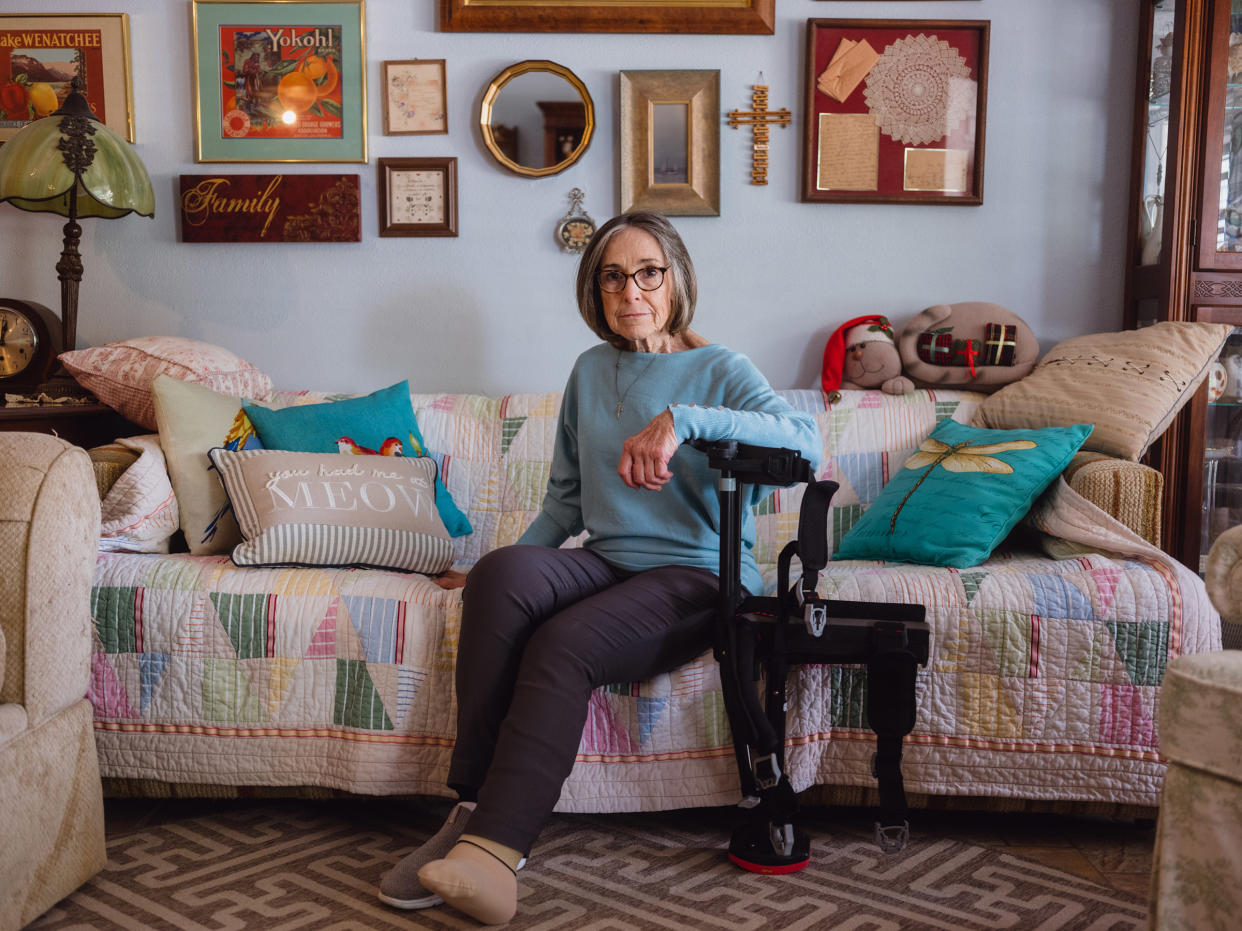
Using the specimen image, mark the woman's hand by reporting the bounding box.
[433,569,468,589]
[619,409,679,491]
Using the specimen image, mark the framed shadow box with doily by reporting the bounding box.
[801,18,989,205]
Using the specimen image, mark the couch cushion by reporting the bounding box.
[60,336,273,431]
[832,418,1092,568]
[151,375,268,556]
[972,322,1233,460]
[242,381,471,538]
[209,447,454,574]
[1159,652,1242,783]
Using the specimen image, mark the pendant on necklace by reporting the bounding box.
[616,403,623,418]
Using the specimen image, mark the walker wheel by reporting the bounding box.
[727,820,811,874]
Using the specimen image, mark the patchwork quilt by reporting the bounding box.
[89,389,1221,809]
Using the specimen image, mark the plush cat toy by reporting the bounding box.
[821,314,915,403]
[897,302,1038,393]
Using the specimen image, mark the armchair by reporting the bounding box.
[1146,525,1242,930]
[0,433,105,931]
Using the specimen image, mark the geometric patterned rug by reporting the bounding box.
[29,800,1147,930]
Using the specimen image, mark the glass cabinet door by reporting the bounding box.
[1198,0,1242,267]
[1213,1,1242,253]
[1139,0,1177,268]
[1202,325,1242,571]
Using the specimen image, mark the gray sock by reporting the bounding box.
[378,801,476,910]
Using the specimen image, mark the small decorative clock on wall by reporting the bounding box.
[556,188,595,254]
[0,298,61,389]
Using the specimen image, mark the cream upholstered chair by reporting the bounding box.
[1146,526,1242,930]
[0,433,105,930]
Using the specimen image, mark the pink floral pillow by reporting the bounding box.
[60,336,274,430]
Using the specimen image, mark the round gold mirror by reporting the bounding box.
[480,60,594,177]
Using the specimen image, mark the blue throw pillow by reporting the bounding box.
[832,418,1092,568]
[242,380,472,538]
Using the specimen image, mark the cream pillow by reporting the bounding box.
[61,336,273,430]
[972,322,1233,460]
[151,375,268,555]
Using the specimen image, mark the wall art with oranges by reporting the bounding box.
[192,1,366,163]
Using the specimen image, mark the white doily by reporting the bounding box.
[863,34,975,146]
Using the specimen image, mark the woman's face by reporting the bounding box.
[599,227,673,347]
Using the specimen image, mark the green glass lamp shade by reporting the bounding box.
[0,94,154,219]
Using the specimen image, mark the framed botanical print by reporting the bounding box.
[382,59,447,135]
[191,0,367,163]
[0,13,136,142]
[619,70,720,217]
[378,157,457,237]
[801,18,989,205]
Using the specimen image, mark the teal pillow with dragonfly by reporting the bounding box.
[833,418,1092,568]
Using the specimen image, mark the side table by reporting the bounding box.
[0,401,144,448]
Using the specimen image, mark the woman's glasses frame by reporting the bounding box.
[597,265,669,293]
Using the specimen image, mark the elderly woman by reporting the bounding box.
[378,211,821,924]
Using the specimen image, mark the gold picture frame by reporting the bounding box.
[382,59,447,135]
[191,0,368,163]
[0,13,135,143]
[441,0,774,34]
[620,70,720,217]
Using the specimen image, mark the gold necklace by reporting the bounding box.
[614,348,659,418]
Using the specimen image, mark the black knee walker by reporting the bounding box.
[693,440,929,873]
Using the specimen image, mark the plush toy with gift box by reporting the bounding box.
[897,301,1039,392]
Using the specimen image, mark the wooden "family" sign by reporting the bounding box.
[178,173,361,242]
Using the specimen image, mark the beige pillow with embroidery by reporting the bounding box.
[208,447,452,574]
[972,322,1233,460]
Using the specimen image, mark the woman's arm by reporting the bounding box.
[619,354,822,491]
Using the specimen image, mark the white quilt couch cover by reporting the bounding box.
[87,388,1220,810]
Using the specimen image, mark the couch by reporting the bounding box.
[0,434,106,931]
[69,385,1221,816]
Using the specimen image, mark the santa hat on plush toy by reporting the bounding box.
[821,314,897,393]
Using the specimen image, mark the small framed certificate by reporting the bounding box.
[382,59,447,135]
[377,157,457,237]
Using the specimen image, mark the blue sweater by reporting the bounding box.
[518,342,822,595]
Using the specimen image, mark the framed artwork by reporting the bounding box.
[191,0,367,163]
[377,157,457,237]
[802,19,989,205]
[620,70,720,217]
[440,0,773,34]
[0,13,135,143]
[382,59,447,135]
[179,173,361,242]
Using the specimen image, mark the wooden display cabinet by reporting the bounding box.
[1124,0,1242,570]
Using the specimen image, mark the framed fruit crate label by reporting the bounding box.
[191,0,367,163]
[0,13,135,143]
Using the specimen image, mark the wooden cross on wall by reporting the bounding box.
[727,78,791,185]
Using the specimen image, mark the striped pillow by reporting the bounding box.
[208,447,453,574]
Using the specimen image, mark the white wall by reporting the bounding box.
[1,1,1138,395]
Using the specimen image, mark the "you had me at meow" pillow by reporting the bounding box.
[207,447,454,574]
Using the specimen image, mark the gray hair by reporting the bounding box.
[575,211,697,345]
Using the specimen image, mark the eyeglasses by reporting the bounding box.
[597,266,668,293]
